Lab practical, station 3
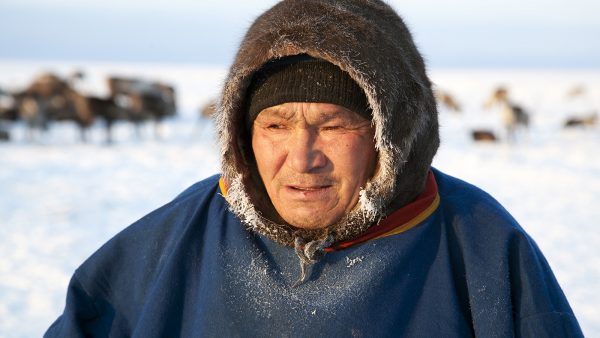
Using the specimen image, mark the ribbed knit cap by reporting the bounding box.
[246,54,371,125]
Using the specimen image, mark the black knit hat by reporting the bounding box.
[246,54,371,125]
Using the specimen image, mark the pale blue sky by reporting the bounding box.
[1,0,599,68]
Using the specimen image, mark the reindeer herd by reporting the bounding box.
[0,70,597,145]
[436,84,598,143]
[0,72,176,143]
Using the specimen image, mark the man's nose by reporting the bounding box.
[287,128,327,173]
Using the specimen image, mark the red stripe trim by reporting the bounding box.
[324,171,439,252]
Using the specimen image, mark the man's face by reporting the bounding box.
[252,102,377,229]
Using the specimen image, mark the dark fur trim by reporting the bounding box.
[216,0,439,247]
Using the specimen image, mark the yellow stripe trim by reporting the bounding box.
[219,177,228,197]
[373,193,440,240]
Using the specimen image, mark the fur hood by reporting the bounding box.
[216,0,439,248]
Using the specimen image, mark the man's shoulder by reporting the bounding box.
[173,174,222,201]
[430,169,582,337]
[74,174,228,293]
[432,167,496,203]
[124,174,224,236]
[433,168,511,215]
[431,167,525,236]
[113,173,224,241]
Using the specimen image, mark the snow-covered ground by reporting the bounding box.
[1,61,599,337]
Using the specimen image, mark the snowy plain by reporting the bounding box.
[0,61,599,337]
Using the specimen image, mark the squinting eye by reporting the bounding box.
[322,125,341,131]
[267,124,283,129]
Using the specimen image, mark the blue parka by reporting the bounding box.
[45,169,583,337]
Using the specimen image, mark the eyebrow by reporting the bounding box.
[259,106,295,120]
[316,107,368,124]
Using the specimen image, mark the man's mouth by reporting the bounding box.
[284,184,334,200]
[290,185,331,191]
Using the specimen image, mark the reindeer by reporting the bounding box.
[0,87,19,122]
[563,112,598,128]
[11,73,61,139]
[484,86,530,142]
[62,92,121,143]
[434,89,462,113]
[563,84,597,129]
[566,84,587,99]
[471,129,498,142]
[0,87,16,141]
[107,76,177,139]
[192,98,219,137]
[10,72,98,141]
[199,98,218,119]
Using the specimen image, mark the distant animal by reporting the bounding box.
[0,89,11,141]
[12,73,64,137]
[11,72,96,141]
[484,86,530,142]
[60,93,120,143]
[566,85,586,99]
[0,129,9,141]
[435,90,461,113]
[199,98,218,119]
[108,76,177,139]
[471,129,498,142]
[0,88,19,122]
[563,112,597,128]
[13,94,50,138]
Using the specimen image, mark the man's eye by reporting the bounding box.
[322,125,342,131]
[267,124,284,129]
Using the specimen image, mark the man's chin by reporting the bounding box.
[285,215,333,230]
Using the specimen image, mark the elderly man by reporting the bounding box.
[46,0,583,337]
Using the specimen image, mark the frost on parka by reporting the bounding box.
[215,0,439,248]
